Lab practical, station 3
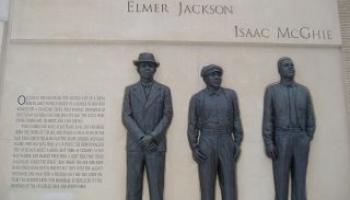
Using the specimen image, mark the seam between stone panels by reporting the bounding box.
[6,38,342,49]
[0,22,9,113]
[338,0,350,127]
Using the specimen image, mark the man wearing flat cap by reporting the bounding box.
[187,64,243,200]
[122,52,173,200]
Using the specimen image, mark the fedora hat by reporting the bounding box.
[133,52,160,67]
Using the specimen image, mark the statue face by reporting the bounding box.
[278,59,295,79]
[137,62,157,80]
[204,71,222,88]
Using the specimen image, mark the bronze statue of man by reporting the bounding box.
[187,64,243,200]
[263,57,316,200]
[122,52,173,200]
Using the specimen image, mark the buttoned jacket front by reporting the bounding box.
[122,81,173,152]
[263,82,316,147]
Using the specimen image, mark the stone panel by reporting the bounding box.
[0,44,349,200]
[11,0,342,45]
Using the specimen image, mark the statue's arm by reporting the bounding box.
[150,87,173,143]
[232,91,243,146]
[306,90,316,140]
[262,87,274,148]
[122,87,145,140]
[187,95,200,150]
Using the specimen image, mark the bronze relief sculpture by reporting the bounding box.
[121,54,316,200]
[122,52,173,200]
[187,64,243,200]
[263,57,316,200]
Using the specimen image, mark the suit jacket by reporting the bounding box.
[262,82,316,148]
[122,81,173,152]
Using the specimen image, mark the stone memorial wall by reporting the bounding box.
[0,0,349,200]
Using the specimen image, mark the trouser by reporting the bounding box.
[198,130,237,200]
[273,131,310,200]
[127,151,165,200]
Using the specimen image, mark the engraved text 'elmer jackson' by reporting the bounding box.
[127,1,234,16]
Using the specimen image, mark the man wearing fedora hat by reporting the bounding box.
[187,64,243,200]
[122,52,173,200]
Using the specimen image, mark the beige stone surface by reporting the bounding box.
[0,44,349,200]
[0,0,9,21]
[10,0,342,45]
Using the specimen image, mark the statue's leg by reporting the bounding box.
[273,133,293,200]
[198,136,217,200]
[291,133,310,200]
[145,151,165,200]
[127,152,145,200]
[218,135,237,200]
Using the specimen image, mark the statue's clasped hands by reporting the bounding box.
[139,134,158,152]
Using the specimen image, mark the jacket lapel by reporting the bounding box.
[134,82,147,105]
[144,82,160,109]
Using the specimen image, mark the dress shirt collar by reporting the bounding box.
[205,87,224,96]
[140,81,153,89]
[280,80,296,88]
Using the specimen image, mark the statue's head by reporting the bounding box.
[133,52,159,80]
[278,57,295,80]
[201,64,223,89]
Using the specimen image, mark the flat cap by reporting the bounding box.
[200,64,223,77]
